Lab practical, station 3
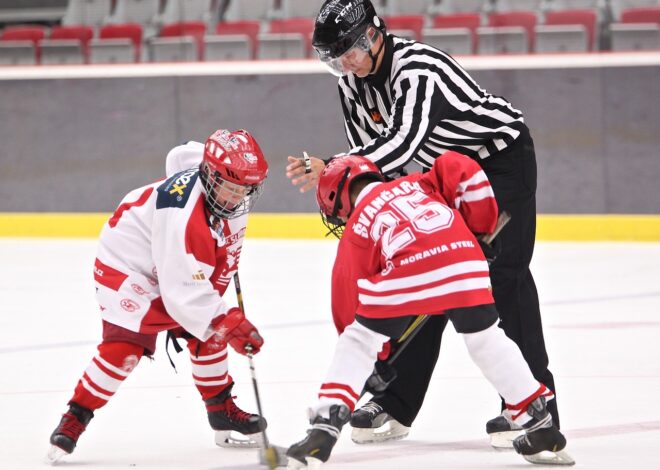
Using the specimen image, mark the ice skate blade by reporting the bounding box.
[258,445,288,467]
[286,456,323,469]
[351,419,410,444]
[46,445,69,465]
[523,449,575,466]
[489,430,522,449]
[214,430,262,448]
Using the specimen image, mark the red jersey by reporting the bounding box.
[330,151,498,334]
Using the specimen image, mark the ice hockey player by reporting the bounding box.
[47,129,269,463]
[286,154,574,468]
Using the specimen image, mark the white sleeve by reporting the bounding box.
[165,141,204,177]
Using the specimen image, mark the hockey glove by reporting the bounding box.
[364,360,398,395]
[212,307,264,355]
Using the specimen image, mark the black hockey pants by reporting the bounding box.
[371,125,560,429]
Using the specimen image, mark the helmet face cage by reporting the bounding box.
[200,164,264,220]
[316,156,382,239]
[319,166,351,238]
[200,129,268,221]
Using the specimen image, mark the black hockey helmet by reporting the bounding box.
[312,0,383,63]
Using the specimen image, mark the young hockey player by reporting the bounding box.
[286,154,573,468]
[47,129,269,463]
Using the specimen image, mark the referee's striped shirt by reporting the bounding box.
[338,34,526,175]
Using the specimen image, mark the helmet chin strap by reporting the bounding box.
[368,31,385,75]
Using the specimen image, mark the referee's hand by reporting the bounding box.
[285,154,326,193]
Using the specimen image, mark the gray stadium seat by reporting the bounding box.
[111,0,161,37]
[149,37,198,62]
[61,0,113,27]
[0,41,37,65]
[439,0,490,14]
[257,33,305,59]
[0,0,67,23]
[422,27,474,55]
[204,35,251,61]
[477,26,528,53]
[281,0,322,18]
[534,24,588,52]
[610,23,660,50]
[379,0,437,15]
[221,0,276,21]
[495,0,547,12]
[89,38,136,63]
[40,39,85,64]
[160,0,215,25]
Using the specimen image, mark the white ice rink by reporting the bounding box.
[1,238,659,469]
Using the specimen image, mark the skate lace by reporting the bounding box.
[361,401,383,417]
[58,412,87,439]
[225,396,254,423]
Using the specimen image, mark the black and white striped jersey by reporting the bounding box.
[337,34,526,175]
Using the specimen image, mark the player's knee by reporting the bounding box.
[447,304,499,334]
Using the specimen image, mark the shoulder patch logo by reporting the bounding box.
[156,168,199,209]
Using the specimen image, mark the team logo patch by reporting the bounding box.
[192,270,206,280]
[131,283,147,295]
[156,168,198,209]
[120,299,140,312]
[243,152,258,164]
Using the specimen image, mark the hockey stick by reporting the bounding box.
[233,273,286,469]
[478,211,511,245]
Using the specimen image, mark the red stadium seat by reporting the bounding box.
[0,25,47,62]
[216,20,261,59]
[98,23,143,62]
[159,21,207,60]
[383,15,426,41]
[269,18,315,56]
[620,7,660,25]
[488,11,537,51]
[544,9,598,51]
[49,26,95,61]
[432,12,481,51]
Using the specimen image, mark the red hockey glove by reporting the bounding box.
[212,307,264,355]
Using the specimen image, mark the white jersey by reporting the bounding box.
[94,141,246,341]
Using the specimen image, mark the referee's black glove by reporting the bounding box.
[478,236,502,266]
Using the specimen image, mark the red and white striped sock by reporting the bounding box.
[187,339,231,401]
[70,341,143,411]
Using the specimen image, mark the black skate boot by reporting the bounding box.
[513,397,575,466]
[486,410,523,448]
[287,404,351,469]
[206,384,267,448]
[350,400,410,444]
[47,403,94,463]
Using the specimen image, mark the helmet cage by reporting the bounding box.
[319,166,351,238]
[200,163,264,220]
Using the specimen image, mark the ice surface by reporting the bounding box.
[1,239,659,469]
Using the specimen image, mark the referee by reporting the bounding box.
[286,0,559,446]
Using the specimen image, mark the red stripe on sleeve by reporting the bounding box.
[94,258,128,291]
[108,187,154,228]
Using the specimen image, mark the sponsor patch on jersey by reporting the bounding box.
[156,168,199,209]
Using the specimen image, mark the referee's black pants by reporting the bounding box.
[371,124,560,429]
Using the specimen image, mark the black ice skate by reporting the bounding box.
[350,401,410,444]
[486,410,523,448]
[513,397,575,466]
[287,404,350,469]
[206,384,267,448]
[47,403,94,463]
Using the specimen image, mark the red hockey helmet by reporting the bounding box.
[316,155,382,237]
[200,129,269,219]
